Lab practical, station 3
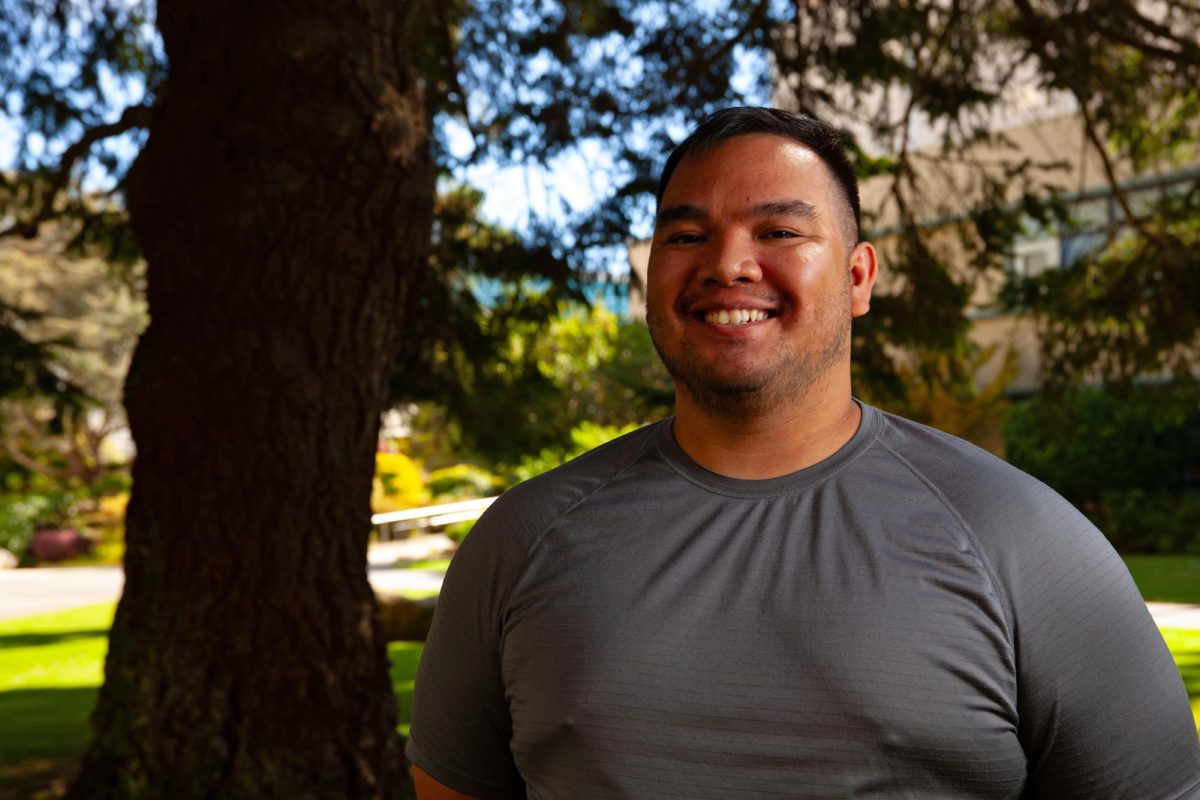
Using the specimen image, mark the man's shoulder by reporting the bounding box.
[867,406,1076,530]
[872,407,1031,483]
[477,420,668,543]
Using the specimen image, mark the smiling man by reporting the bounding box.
[407,108,1200,799]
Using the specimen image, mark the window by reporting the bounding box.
[1011,237,1061,277]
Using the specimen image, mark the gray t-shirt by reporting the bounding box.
[407,405,1200,799]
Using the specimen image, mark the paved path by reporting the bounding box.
[0,535,456,622]
[1146,602,1200,630]
[0,566,126,621]
[3,539,1199,629]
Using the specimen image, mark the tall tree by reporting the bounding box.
[61,0,433,794]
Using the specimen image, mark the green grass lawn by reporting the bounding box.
[400,558,452,572]
[1123,555,1200,604]
[0,602,426,794]
[1162,628,1200,730]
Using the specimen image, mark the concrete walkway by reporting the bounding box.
[0,535,456,622]
[1146,602,1200,630]
[3,538,1199,629]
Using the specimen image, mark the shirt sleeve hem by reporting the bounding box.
[1168,773,1200,800]
[405,735,526,800]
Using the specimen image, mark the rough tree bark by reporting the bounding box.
[67,1,433,797]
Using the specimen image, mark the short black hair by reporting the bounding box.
[656,107,861,244]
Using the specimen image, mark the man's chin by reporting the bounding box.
[675,374,778,418]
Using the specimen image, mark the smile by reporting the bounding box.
[702,309,770,325]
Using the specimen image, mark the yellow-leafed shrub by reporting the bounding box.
[372,452,428,513]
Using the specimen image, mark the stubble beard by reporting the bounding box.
[647,278,852,420]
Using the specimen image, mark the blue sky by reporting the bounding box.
[1,24,770,277]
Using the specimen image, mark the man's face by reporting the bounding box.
[646,134,876,418]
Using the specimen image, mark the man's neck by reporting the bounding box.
[670,383,862,480]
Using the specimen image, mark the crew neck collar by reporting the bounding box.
[654,402,882,498]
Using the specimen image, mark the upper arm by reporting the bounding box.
[404,505,528,798]
[995,489,1200,796]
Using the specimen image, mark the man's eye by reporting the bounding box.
[760,229,798,239]
[666,233,704,244]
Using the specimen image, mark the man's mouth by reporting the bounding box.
[701,308,771,325]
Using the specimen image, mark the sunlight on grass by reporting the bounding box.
[389,641,424,738]
[0,603,114,765]
[0,603,427,768]
[1161,628,1200,731]
[401,559,451,572]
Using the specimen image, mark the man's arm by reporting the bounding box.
[977,477,1200,796]
[412,766,480,800]
[404,493,530,797]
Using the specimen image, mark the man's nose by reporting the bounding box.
[698,234,762,285]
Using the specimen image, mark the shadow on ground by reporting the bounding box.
[0,629,110,650]
[0,686,99,765]
[0,755,81,799]
[1176,646,1200,699]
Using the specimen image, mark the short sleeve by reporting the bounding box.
[990,483,1200,798]
[405,500,529,799]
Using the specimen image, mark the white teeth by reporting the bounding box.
[704,309,767,325]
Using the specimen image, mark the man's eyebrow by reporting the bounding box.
[748,199,817,219]
[654,199,819,229]
[654,204,706,228]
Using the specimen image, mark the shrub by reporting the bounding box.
[0,484,101,557]
[1087,490,1200,555]
[0,492,60,556]
[1003,385,1197,502]
[508,421,641,483]
[372,452,428,513]
[1004,384,1200,553]
[441,520,476,543]
[427,464,503,499]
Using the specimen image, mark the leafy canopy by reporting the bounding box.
[3,0,1199,421]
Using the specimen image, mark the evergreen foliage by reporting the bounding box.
[4,0,1199,416]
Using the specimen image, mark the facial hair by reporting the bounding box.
[647,273,852,420]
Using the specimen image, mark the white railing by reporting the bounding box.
[371,496,498,541]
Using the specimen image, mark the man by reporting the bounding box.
[407,107,1200,799]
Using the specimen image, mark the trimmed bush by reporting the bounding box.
[1087,490,1200,555]
[372,452,428,513]
[1004,384,1200,553]
[427,464,503,499]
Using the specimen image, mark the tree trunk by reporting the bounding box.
[68,1,433,797]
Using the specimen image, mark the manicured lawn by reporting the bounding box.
[401,558,452,572]
[0,602,425,787]
[1162,628,1200,730]
[0,603,113,767]
[1124,555,1200,604]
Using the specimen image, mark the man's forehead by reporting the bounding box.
[677,133,822,171]
[664,136,829,194]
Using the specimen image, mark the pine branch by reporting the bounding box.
[1010,0,1154,239]
[0,102,155,241]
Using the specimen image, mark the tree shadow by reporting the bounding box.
[1175,646,1200,700]
[0,754,81,800]
[0,629,110,650]
[0,686,98,766]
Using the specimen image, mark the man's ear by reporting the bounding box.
[849,241,878,318]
